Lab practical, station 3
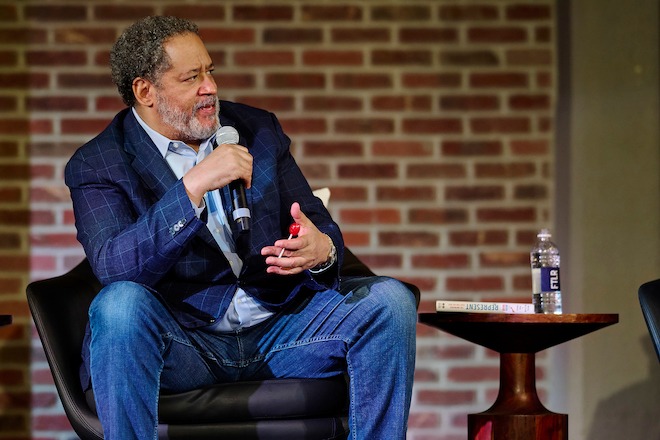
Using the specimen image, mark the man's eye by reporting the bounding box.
[185,75,198,82]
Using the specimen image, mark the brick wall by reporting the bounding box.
[0,1,556,438]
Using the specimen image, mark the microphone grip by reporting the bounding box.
[228,180,250,233]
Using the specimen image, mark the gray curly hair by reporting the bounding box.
[110,16,199,107]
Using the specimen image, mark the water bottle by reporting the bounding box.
[530,228,562,314]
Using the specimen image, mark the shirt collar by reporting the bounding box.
[131,107,215,157]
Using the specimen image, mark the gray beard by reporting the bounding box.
[155,94,220,143]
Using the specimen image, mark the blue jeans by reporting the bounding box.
[86,276,417,440]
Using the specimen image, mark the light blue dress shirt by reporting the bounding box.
[131,108,273,332]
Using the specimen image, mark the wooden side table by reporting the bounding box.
[0,315,11,327]
[418,313,618,440]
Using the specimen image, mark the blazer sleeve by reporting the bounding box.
[65,145,208,287]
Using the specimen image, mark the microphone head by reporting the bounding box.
[214,125,239,146]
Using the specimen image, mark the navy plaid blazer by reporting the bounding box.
[65,101,343,328]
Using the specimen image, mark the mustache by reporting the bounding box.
[194,97,218,112]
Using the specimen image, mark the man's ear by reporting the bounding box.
[132,77,154,107]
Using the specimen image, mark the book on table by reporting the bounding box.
[436,300,535,314]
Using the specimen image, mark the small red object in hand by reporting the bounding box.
[288,223,301,237]
[279,223,301,258]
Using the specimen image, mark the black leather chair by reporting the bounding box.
[638,279,660,362]
[27,249,420,440]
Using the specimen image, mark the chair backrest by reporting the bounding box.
[638,279,660,362]
[27,259,104,439]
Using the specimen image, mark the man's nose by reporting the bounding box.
[200,73,217,95]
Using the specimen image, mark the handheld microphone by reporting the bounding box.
[213,126,251,233]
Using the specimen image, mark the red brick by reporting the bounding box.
[0,233,21,250]
[475,163,536,178]
[26,97,88,112]
[26,50,87,66]
[470,117,530,134]
[442,140,502,156]
[376,186,435,201]
[162,5,226,20]
[0,4,17,21]
[440,50,499,67]
[342,231,370,247]
[60,118,111,135]
[201,28,255,44]
[334,73,392,89]
[372,6,431,21]
[235,96,295,112]
[399,28,458,43]
[30,233,80,248]
[338,163,397,179]
[216,73,255,88]
[92,5,155,21]
[0,95,17,111]
[340,209,401,224]
[234,5,293,21]
[476,207,536,222]
[509,94,551,110]
[409,208,468,224]
[279,118,326,134]
[379,232,439,247]
[371,95,432,112]
[331,28,390,43]
[357,254,403,269]
[439,5,499,21]
[303,96,362,111]
[402,118,462,134]
[263,28,322,44]
[372,49,432,66]
[266,73,325,89]
[25,5,87,21]
[234,51,294,66]
[407,164,466,179]
[479,251,528,267]
[302,6,363,21]
[403,73,462,88]
[445,185,504,201]
[326,186,368,202]
[412,254,470,269]
[448,366,500,382]
[54,28,117,45]
[506,5,552,20]
[408,412,440,429]
[33,414,73,431]
[510,139,549,155]
[0,73,49,89]
[449,230,509,247]
[468,27,528,43]
[335,118,394,134]
[0,210,29,226]
[0,28,47,44]
[417,389,475,405]
[58,73,113,89]
[470,73,528,88]
[303,141,363,157]
[0,50,17,66]
[303,50,363,66]
[372,141,432,157]
[446,276,504,291]
[440,95,500,111]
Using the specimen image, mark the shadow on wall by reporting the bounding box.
[586,335,660,440]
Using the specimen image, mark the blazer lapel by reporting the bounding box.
[122,111,221,251]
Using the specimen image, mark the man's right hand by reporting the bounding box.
[182,143,253,207]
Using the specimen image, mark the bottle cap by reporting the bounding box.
[537,228,551,238]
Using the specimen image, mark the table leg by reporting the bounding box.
[468,353,567,440]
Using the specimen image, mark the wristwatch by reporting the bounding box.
[309,234,337,274]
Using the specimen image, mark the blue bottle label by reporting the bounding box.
[541,267,560,292]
